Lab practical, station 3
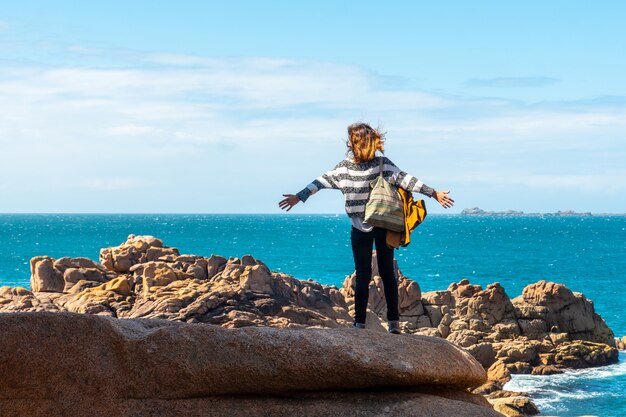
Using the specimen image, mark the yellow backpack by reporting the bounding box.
[385,188,427,249]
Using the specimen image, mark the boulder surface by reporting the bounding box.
[0,312,499,417]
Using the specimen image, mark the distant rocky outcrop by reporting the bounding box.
[0,234,621,416]
[0,312,500,417]
[461,207,593,217]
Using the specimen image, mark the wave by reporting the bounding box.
[503,352,626,415]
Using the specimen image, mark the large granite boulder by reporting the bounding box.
[616,336,626,350]
[447,279,484,316]
[488,396,540,417]
[466,283,517,326]
[55,276,133,316]
[99,234,179,273]
[551,340,619,368]
[0,312,500,417]
[0,391,502,417]
[512,280,615,346]
[125,255,363,329]
[131,260,196,295]
[30,256,117,293]
[0,286,61,312]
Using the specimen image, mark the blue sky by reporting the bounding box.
[1,1,625,213]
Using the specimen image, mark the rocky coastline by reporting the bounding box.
[0,235,622,417]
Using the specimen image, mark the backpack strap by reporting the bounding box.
[379,157,383,178]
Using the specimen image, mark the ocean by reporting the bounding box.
[505,351,626,417]
[0,213,624,416]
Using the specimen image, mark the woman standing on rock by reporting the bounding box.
[278,123,454,333]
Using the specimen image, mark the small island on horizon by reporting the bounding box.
[460,207,600,217]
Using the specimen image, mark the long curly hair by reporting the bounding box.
[345,122,386,163]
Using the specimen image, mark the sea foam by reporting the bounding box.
[504,351,626,415]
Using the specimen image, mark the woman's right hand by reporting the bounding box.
[434,190,455,208]
[278,194,300,211]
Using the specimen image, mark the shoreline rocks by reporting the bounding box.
[512,280,614,345]
[337,254,617,381]
[0,234,622,416]
[489,396,540,417]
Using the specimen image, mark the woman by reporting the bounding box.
[278,123,454,334]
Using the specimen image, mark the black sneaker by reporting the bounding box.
[388,320,401,334]
[352,322,366,329]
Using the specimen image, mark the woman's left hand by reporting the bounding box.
[434,190,455,208]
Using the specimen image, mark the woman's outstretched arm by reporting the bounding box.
[383,157,455,208]
[278,163,342,211]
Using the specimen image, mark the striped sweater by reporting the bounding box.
[296,155,436,220]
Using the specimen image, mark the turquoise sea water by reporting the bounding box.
[0,214,624,416]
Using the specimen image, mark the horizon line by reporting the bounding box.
[0,212,625,216]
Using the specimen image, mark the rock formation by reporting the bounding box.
[489,396,540,417]
[340,258,616,355]
[5,235,363,329]
[30,256,118,293]
[512,280,614,344]
[338,257,619,414]
[0,312,500,417]
[0,234,621,416]
[342,263,619,416]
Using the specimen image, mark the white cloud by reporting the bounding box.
[0,46,624,212]
[0,55,454,155]
[79,178,151,191]
[106,124,161,137]
[466,76,559,88]
[445,171,626,191]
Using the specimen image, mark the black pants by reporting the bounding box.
[350,226,400,324]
